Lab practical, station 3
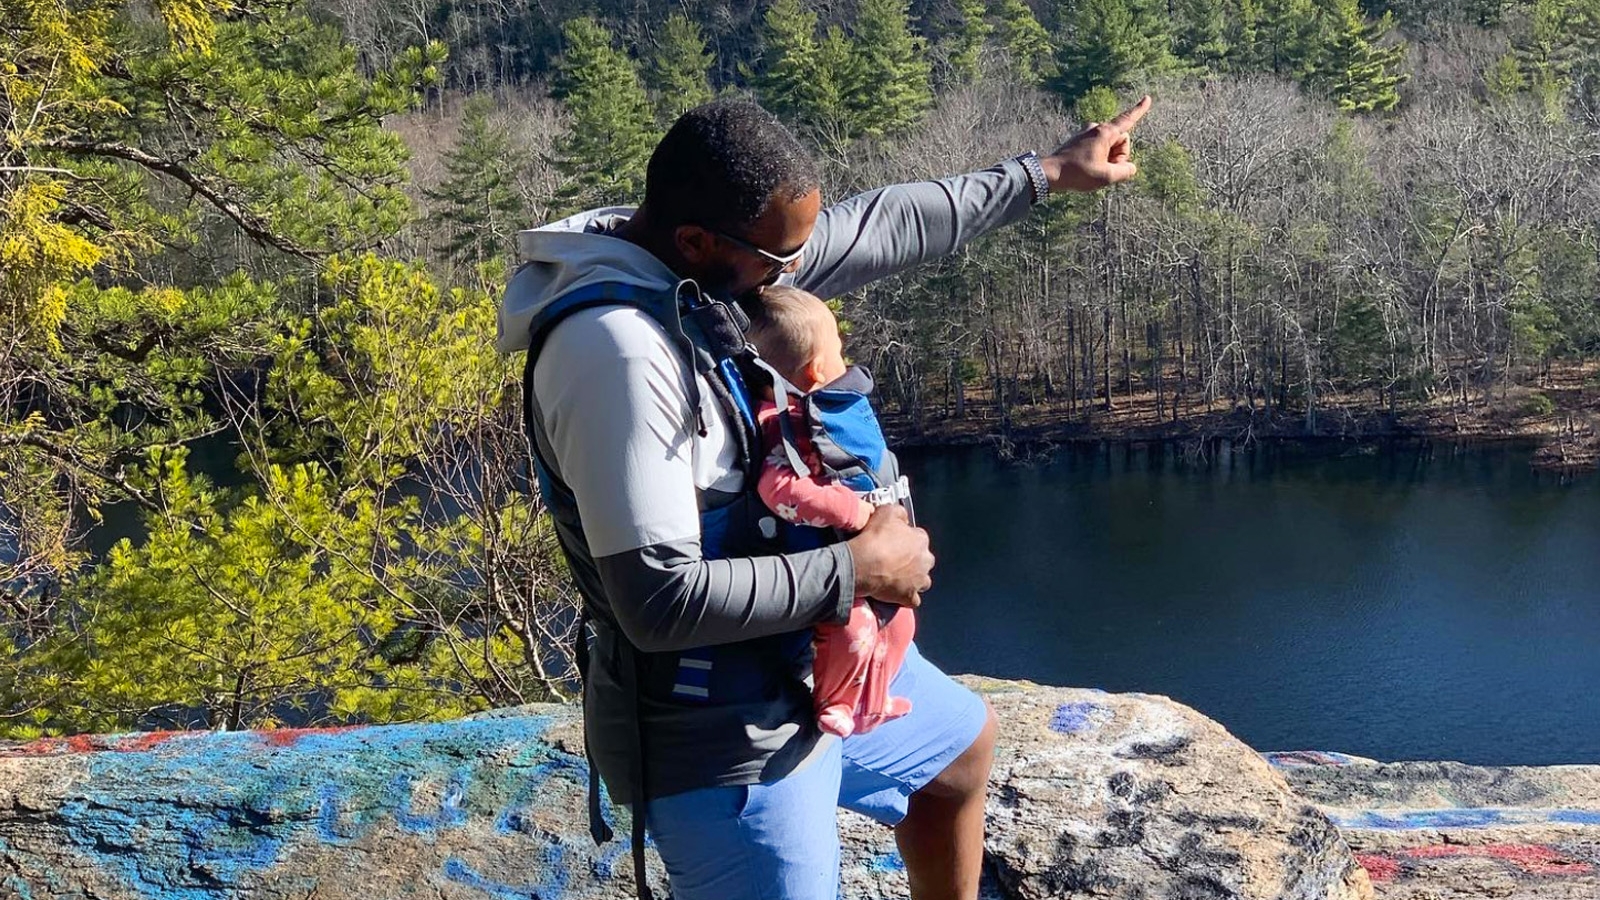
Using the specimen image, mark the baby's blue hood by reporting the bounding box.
[495,207,682,353]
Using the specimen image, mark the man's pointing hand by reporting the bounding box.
[1040,95,1152,193]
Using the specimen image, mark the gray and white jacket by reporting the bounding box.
[497,158,1042,802]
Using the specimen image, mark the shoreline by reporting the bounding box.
[880,370,1600,473]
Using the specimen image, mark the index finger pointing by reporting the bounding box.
[1108,95,1152,135]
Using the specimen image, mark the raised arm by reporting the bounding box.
[793,96,1152,300]
[792,158,1039,300]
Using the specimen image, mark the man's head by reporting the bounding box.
[640,99,822,300]
[746,285,846,392]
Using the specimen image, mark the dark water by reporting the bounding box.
[900,440,1600,766]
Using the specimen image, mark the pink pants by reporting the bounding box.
[812,600,917,737]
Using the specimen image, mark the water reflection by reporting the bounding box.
[902,440,1600,765]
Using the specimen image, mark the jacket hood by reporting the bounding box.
[495,207,683,353]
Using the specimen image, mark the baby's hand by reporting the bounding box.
[850,500,876,533]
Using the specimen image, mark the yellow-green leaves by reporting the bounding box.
[1,180,107,353]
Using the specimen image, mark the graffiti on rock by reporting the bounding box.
[1332,807,1600,830]
[1048,702,1112,735]
[0,714,653,899]
[1357,843,1596,882]
[866,851,905,874]
[1260,750,1364,768]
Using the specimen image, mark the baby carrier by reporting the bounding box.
[764,363,916,533]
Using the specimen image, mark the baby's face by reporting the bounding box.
[809,313,848,387]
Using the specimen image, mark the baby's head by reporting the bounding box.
[746,285,846,393]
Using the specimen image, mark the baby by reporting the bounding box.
[746,285,915,738]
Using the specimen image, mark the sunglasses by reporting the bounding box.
[712,228,807,277]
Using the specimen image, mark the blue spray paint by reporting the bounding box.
[393,767,472,834]
[442,840,569,900]
[44,715,561,898]
[1049,702,1110,735]
[1333,807,1600,830]
[867,851,906,874]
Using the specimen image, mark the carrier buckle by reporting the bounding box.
[860,475,911,508]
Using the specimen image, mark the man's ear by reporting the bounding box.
[674,224,716,266]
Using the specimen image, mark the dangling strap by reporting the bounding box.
[618,639,655,900]
[572,612,614,846]
[750,357,811,478]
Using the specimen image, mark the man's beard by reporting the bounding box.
[696,260,741,298]
[701,260,781,307]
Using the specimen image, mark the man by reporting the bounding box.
[498,95,1149,900]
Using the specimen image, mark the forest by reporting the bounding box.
[2,0,1597,735]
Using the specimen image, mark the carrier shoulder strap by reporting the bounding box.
[518,277,762,900]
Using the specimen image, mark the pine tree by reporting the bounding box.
[1175,0,1231,70]
[751,0,832,124]
[993,0,1054,85]
[1572,0,1600,113]
[1051,0,1175,102]
[1224,0,1261,70]
[1310,0,1406,113]
[845,0,935,138]
[1511,0,1600,117]
[424,96,527,270]
[647,13,715,122]
[815,25,859,134]
[0,0,440,633]
[1256,0,1322,75]
[550,17,661,211]
[1484,53,1526,101]
[945,0,995,83]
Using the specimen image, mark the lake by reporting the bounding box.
[900,440,1600,766]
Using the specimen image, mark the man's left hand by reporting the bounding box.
[1040,95,1152,193]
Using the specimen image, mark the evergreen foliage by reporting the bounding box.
[993,0,1055,85]
[1,0,439,682]
[1506,0,1600,116]
[845,0,936,137]
[648,13,716,121]
[1256,0,1323,75]
[425,96,528,270]
[549,17,661,211]
[1310,0,1407,112]
[1224,0,1262,69]
[1051,0,1176,102]
[750,0,844,130]
[945,0,996,83]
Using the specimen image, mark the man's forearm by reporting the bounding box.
[794,158,1039,300]
[595,539,854,653]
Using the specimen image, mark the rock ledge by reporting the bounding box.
[0,678,1372,899]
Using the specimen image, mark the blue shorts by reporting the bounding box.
[644,642,988,900]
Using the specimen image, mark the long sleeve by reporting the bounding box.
[533,306,854,654]
[792,158,1039,300]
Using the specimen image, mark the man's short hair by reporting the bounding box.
[643,99,821,234]
[746,285,829,383]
